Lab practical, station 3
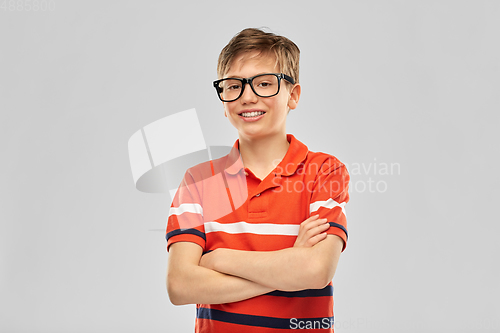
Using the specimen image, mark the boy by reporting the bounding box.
[166,28,350,332]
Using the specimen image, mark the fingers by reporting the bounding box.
[294,215,331,248]
[301,216,330,240]
[304,221,329,238]
[306,231,328,247]
[300,214,320,228]
[301,215,329,231]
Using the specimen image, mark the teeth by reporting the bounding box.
[241,111,265,118]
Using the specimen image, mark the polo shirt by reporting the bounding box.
[166,134,350,333]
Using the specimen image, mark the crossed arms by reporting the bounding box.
[166,215,343,305]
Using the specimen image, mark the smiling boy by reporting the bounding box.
[166,28,350,332]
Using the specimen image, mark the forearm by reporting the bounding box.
[167,263,274,305]
[211,247,325,291]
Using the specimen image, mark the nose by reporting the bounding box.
[239,82,258,104]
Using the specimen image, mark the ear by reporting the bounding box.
[287,83,301,110]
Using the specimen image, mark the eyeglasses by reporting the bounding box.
[213,73,295,102]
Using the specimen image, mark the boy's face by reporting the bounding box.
[222,51,300,141]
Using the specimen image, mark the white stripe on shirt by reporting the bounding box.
[169,203,203,217]
[204,221,300,236]
[310,198,346,217]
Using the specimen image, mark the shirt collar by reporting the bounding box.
[224,134,309,176]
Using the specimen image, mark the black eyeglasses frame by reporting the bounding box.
[213,73,295,102]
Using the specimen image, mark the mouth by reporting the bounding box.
[238,110,266,118]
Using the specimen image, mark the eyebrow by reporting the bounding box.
[224,72,273,79]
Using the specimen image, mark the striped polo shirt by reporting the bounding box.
[166,134,350,332]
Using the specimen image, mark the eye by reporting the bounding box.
[227,84,241,91]
[258,82,272,87]
[223,79,242,91]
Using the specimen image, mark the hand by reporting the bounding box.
[293,215,330,248]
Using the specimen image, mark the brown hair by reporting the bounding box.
[217,27,300,84]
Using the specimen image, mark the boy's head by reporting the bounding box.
[215,28,302,139]
[217,28,300,84]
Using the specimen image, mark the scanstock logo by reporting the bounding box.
[127,108,248,224]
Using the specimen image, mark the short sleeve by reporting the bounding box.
[166,169,206,252]
[309,158,350,252]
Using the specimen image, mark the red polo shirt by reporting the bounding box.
[166,134,350,332]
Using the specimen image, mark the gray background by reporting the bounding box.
[1,1,499,332]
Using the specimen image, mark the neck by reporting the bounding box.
[237,133,290,171]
